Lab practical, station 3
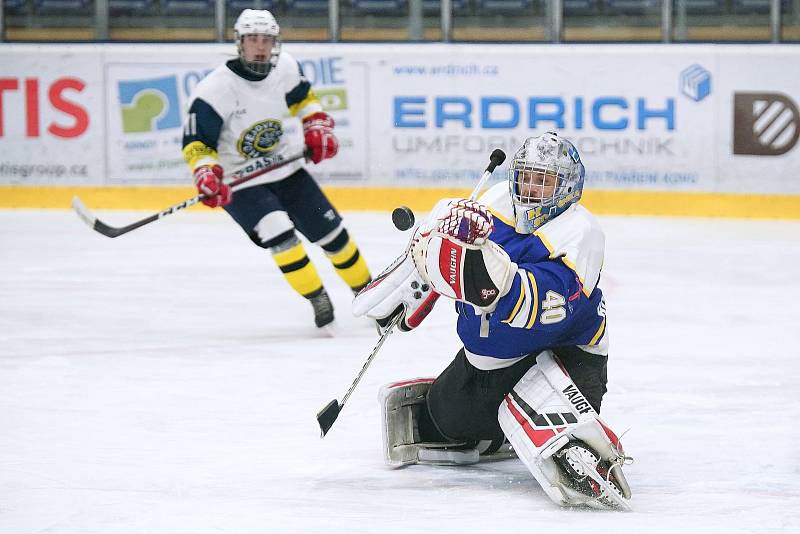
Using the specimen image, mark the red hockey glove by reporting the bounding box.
[302,111,338,164]
[436,199,494,245]
[194,164,231,208]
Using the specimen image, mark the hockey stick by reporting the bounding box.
[316,312,403,438]
[470,148,506,201]
[72,149,310,238]
[315,149,507,438]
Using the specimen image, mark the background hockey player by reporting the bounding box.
[182,9,371,328]
[353,132,633,510]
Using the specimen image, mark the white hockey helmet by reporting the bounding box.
[508,132,585,233]
[234,9,281,77]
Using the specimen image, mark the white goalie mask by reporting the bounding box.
[234,9,281,77]
[508,132,585,234]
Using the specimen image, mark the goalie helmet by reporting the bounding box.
[234,9,281,77]
[508,132,585,234]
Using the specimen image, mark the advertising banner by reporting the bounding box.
[1,43,799,194]
[367,44,718,191]
[0,45,104,185]
[102,47,367,184]
[717,46,800,193]
[105,60,219,184]
[293,52,369,183]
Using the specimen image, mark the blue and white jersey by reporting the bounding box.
[457,183,608,370]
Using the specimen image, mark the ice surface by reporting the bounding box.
[1,209,799,533]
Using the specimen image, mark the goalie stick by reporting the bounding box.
[317,311,403,438]
[72,149,310,238]
[316,148,506,438]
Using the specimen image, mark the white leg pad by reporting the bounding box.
[498,351,632,509]
[378,379,479,468]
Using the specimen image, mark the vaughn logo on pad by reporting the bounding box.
[733,92,799,156]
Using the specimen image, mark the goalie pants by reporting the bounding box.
[426,347,608,444]
[223,168,342,248]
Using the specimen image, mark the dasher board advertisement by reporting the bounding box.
[1,43,798,194]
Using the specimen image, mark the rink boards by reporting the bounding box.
[1,42,799,217]
[3,184,799,219]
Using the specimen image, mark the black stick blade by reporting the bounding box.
[72,196,127,238]
[316,399,341,438]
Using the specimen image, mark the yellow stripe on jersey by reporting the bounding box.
[182,141,220,170]
[488,207,515,227]
[289,89,322,118]
[534,230,592,298]
[525,271,539,329]
[502,282,526,325]
[589,318,606,345]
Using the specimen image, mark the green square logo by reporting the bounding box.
[316,88,348,112]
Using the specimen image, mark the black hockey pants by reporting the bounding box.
[424,347,608,444]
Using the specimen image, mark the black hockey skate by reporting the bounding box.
[309,289,335,328]
[553,440,631,511]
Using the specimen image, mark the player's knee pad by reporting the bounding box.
[248,211,295,249]
[379,379,487,467]
[498,351,632,510]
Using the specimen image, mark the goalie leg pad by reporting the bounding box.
[498,351,632,510]
[379,379,480,467]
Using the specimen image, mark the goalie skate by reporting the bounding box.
[553,440,632,512]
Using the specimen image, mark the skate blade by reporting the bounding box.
[318,320,340,337]
[571,454,632,512]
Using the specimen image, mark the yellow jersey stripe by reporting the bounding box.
[589,318,606,345]
[182,141,219,169]
[289,90,322,117]
[502,280,525,324]
[525,271,539,329]
[534,229,592,298]
[487,206,515,227]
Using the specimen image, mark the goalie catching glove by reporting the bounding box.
[411,199,515,314]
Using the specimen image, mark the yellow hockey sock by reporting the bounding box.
[272,241,323,298]
[327,239,371,292]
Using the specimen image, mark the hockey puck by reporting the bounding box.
[391,206,415,231]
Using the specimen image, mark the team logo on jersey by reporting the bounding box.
[237,119,284,158]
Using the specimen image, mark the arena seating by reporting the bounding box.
[33,0,92,14]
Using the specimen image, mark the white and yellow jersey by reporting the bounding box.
[181,51,322,186]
